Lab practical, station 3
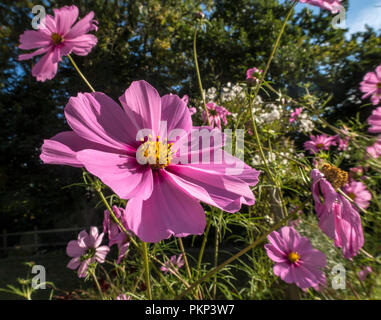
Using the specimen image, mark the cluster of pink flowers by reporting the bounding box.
[202,102,232,129]
[298,0,343,13]
[18,5,98,81]
[361,66,381,159]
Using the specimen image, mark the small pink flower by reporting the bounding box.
[103,206,130,264]
[246,67,263,84]
[368,107,381,134]
[289,108,303,123]
[343,180,372,210]
[334,135,349,151]
[160,254,185,274]
[66,227,110,278]
[202,102,232,129]
[303,134,336,154]
[311,169,364,259]
[360,66,381,106]
[265,226,326,290]
[116,294,132,300]
[299,0,343,13]
[358,266,372,282]
[18,5,98,82]
[366,137,381,159]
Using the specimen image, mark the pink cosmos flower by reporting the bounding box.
[66,227,110,278]
[103,206,130,264]
[41,80,259,243]
[366,137,381,159]
[343,180,372,210]
[202,102,232,129]
[358,266,372,282]
[334,135,349,151]
[265,226,326,290]
[160,254,185,274]
[116,294,132,300]
[289,108,303,123]
[246,67,263,84]
[299,0,343,13]
[303,134,336,154]
[368,107,381,134]
[311,169,364,259]
[18,5,98,82]
[360,66,381,106]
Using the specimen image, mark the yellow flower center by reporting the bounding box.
[137,135,175,169]
[348,192,356,200]
[321,163,348,189]
[316,143,324,149]
[288,252,300,263]
[51,33,64,45]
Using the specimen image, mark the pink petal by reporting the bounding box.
[18,47,49,61]
[19,30,51,50]
[166,164,255,213]
[77,260,90,278]
[53,5,79,36]
[159,94,192,135]
[40,131,123,168]
[31,48,58,82]
[264,243,287,263]
[77,149,153,200]
[64,34,97,56]
[66,11,96,39]
[65,92,138,150]
[66,240,86,257]
[125,170,206,243]
[95,245,110,263]
[119,80,162,138]
[67,257,81,270]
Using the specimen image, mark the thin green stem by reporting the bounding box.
[142,242,152,300]
[90,270,104,300]
[67,54,95,92]
[193,22,210,125]
[178,238,192,280]
[196,218,212,273]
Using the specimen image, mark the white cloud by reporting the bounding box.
[347,3,381,34]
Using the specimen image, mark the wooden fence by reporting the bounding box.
[1,226,100,256]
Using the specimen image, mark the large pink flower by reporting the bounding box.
[303,134,336,154]
[368,107,381,134]
[343,180,372,210]
[311,169,364,259]
[360,66,381,106]
[299,0,342,13]
[18,5,98,82]
[265,226,326,290]
[41,80,260,243]
[66,226,110,278]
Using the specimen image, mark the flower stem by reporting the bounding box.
[67,54,95,93]
[178,238,192,280]
[193,22,210,126]
[142,242,152,300]
[89,270,104,300]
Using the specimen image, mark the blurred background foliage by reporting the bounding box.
[0,0,380,232]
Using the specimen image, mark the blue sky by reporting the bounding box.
[295,0,381,34]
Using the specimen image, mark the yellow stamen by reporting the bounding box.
[321,163,348,189]
[51,33,63,45]
[288,252,300,263]
[137,136,175,169]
